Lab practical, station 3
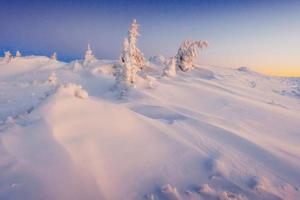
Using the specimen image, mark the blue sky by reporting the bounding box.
[0,0,300,76]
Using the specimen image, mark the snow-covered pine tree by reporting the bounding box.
[176,40,208,71]
[116,19,146,87]
[84,44,96,64]
[127,19,146,70]
[16,51,22,57]
[4,51,12,62]
[51,52,57,60]
[116,38,136,86]
[163,57,176,77]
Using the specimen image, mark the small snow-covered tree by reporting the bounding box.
[127,19,146,70]
[116,19,146,86]
[51,52,57,60]
[16,51,21,57]
[163,57,176,77]
[116,38,136,85]
[176,40,208,71]
[84,44,96,64]
[4,51,12,62]
[59,83,88,99]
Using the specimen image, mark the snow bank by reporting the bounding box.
[0,57,300,200]
[237,66,251,72]
[149,55,167,66]
[161,184,181,200]
[58,84,88,99]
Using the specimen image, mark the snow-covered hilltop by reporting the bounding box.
[0,20,300,200]
[0,54,300,200]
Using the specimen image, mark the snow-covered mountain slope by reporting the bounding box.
[0,56,300,200]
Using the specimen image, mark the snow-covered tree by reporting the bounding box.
[59,83,88,99]
[116,19,146,86]
[51,52,57,60]
[84,44,96,64]
[116,38,136,86]
[15,51,21,57]
[163,57,176,77]
[176,40,208,71]
[4,51,12,62]
[127,19,146,70]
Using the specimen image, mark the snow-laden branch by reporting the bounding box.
[176,40,208,72]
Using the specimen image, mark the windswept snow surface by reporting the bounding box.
[0,56,300,200]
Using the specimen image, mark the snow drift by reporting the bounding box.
[0,56,300,200]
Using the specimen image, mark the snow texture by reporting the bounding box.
[0,55,299,200]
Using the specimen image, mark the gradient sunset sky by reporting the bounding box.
[0,0,299,76]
